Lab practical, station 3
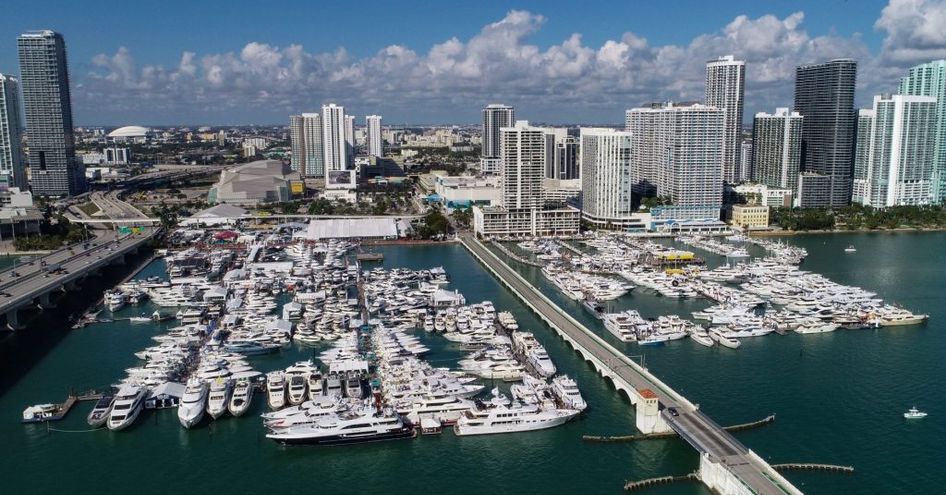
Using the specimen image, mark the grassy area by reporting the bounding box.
[77,201,101,216]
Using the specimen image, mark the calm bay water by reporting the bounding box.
[1,233,943,494]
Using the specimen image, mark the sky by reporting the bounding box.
[1,0,945,126]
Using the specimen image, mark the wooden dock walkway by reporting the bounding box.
[583,414,776,443]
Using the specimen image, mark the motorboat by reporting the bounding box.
[228,379,255,417]
[177,379,208,428]
[267,372,287,410]
[86,394,115,427]
[551,375,587,412]
[265,405,414,446]
[690,331,715,347]
[206,379,233,419]
[22,403,63,423]
[453,391,579,436]
[286,374,308,406]
[844,245,856,253]
[904,407,927,419]
[108,384,148,431]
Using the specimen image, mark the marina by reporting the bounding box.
[1,231,944,494]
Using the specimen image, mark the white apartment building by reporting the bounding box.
[366,115,383,157]
[854,94,938,207]
[626,102,725,218]
[322,104,349,176]
[751,108,802,196]
[579,128,634,228]
[705,55,745,184]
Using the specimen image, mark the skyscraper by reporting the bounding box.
[0,74,26,189]
[366,115,383,157]
[855,94,937,207]
[793,58,858,207]
[344,114,355,167]
[750,108,803,196]
[500,120,545,209]
[554,136,580,180]
[579,128,633,226]
[17,30,85,196]
[625,102,725,215]
[290,113,325,177]
[321,103,348,175]
[898,60,946,203]
[705,55,746,184]
[481,104,515,174]
[852,109,875,204]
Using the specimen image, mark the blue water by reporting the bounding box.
[0,233,943,494]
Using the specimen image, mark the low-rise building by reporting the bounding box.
[207,159,298,206]
[434,175,501,208]
[731,183,793,207]
[731,204,769,229]
[472,205,580,237]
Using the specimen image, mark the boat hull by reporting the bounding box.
[268,427,416,446]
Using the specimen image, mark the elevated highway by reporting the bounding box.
[0,228,159,329]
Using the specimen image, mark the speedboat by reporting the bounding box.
[129,314,152,324]
[228,379,254,417]
[904,407,927,419]
[86,394,115,427]
[177,379,209,428]
[108,384,148,431]
[844,245,856,253]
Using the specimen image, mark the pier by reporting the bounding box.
[0,228,159,330]
[489,240,544,267]
[460,233,803,495]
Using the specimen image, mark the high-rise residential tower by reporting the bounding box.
[344,114,354,167]
[481,104,514,174]
[499,120,546,209]
[852,109,875,204]
[321,103,348,175]
[750,108,803,196]
[0,74,26,189]
[898,60,946,203]
[793,58,857,207]
[625,102,725,216]
[290,113,325,177]
[554,135,580,180]
[366,115,383,157]
[705,55,746,184]
[579,128,633,227]
[17,30,85,196]
[855,94,937,208]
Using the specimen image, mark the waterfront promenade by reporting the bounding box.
[460,233,801,495]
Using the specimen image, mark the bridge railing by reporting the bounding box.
[462,235,697,410]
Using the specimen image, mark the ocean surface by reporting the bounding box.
[0,232,943,494]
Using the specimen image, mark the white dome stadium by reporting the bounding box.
[108,125,150,138]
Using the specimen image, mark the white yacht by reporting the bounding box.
[267,372,287,410]
[105,290,127,312]
[178,379,209,428]
[551,375,587,412]
[206,379,233,419]
[689,330,715,347]
[307,373,324,400]
[454,392,579,436]
[709,328,741,349]
[107,384,148,431]
[844,245,856,253]
[904,407,927,419]
[228,379,254,417]
[286,374,308,406]
[265,405,414,446]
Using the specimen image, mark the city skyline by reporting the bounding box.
[0,1,944,125]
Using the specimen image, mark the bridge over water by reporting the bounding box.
[460,233,802,495]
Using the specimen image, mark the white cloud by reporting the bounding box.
[76,4,930,124]
[876,0,946,63]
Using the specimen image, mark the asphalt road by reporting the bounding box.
[461,233,795,495]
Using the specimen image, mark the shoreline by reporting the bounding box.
[751,227,946,237]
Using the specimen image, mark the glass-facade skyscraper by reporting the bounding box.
[17,30,86,196]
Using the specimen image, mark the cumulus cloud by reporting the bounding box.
[75,4,927,124]
[876,0,946,63]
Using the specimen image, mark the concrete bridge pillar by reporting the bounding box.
[6,309,23,331]
[698,454,755,495]
[38,292,56,309]
[64,279,79,291]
